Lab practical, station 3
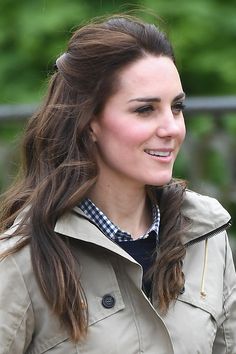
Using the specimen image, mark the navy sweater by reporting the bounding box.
[117,231,157,298]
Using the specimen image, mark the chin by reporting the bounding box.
[146,174,173,187]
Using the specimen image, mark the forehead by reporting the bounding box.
[116,55,182,97]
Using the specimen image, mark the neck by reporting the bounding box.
[87,179,152,239]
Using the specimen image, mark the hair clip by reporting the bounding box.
[54,52,67,71]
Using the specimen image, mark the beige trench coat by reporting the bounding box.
[0,190,236,354]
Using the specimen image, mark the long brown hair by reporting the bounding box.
[0,15,188,340]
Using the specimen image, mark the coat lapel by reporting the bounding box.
[54,207,140,265]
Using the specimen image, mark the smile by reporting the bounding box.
[144,149,172,157]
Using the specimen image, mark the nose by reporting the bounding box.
[156,109,185,138]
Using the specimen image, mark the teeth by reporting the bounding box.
[145,150,171,157]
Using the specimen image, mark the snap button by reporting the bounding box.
[102,294,115,309]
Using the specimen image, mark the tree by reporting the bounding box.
[1,0,236,103]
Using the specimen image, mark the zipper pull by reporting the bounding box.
[200,238,208,299]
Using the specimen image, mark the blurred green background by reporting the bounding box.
[0,0,236,243]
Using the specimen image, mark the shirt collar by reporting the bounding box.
[79,198,160,242]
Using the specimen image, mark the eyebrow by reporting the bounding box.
[173,92,186,102]
[128,92,186,103]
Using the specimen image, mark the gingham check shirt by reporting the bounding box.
[79,198,160,242]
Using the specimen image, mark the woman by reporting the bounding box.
[0,15,235,354]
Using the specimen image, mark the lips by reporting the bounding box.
[144,149,172,157]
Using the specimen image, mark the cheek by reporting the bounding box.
[100,120,149,147]
[179,120,186,144]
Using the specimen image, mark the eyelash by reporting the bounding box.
[134,105,154,115]
[172,102,186,114]
[134,102,185,116]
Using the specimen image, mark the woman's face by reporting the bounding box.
[90,55,186,188]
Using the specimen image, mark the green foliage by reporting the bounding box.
[0,0,139,103]
[0,0,236,103]
[0,121,24,189]
[0,121,25,141]
[173,110,236,239]
[142,0,236,95]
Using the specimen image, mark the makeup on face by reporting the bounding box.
[90,55,186,189]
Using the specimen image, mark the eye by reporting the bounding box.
[172,101,186,115]
[134,105,154,116]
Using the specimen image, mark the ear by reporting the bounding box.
[89,118,100,142]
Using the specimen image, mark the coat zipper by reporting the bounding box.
[185,219,232,248]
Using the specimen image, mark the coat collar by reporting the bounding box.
[181,190,231,244]
[54,190,231,255]
[54,207,140,265]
